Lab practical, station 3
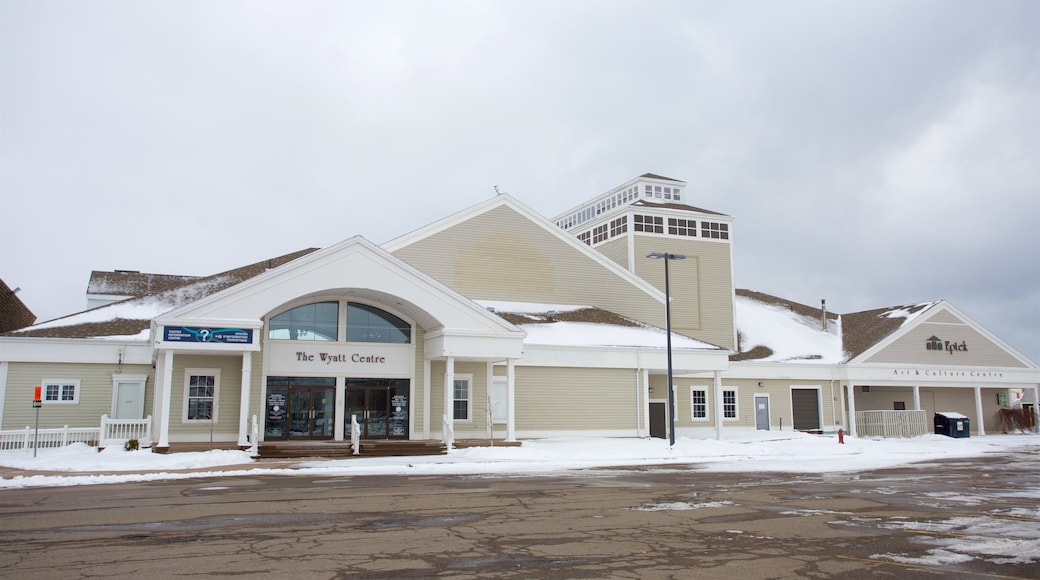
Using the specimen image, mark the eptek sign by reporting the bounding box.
[925,335,968,355]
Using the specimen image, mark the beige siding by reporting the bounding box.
[429,360,490,437]
[3,362,153,430]
[392,205,667,329]
[594,237,629,269]
[513,367,640,431]
[865,321,1027,367]
[412,328,427,435]
[168,354,243,440]
[632,235,735,350]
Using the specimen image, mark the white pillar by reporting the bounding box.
[422,359,431,439]
[444,356,455,443]
[642,368,651,438]
[913,385,921,410]
[847,383,858,437]
[974,385,985,436]
[713,371,723,440]
[506,359,516,442]
[334,378,345,441]
[158,350,174,448]
[237,351,252,446]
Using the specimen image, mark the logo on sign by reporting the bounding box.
[164,326,253,344]
[925,335,968,355]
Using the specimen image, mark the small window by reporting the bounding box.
[453,376,471,421]
[723,389,738,420]
[893,401,906,411]
[691,388,708,420]
[184,369,219,422]
[701,221,730,240]
[43,380,79,404]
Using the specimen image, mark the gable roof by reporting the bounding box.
[382,193,667,303]
[639,173,684,183]
[840,301,939,361]
[7,249,317,339]
[630,199,730,216]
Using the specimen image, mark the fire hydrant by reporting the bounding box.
[837,428,845,444]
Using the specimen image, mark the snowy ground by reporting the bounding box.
[2,429,1037,489]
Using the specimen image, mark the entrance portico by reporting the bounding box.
[148,237,525,451]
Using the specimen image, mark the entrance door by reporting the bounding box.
[754,395,770,430]
[113,380,145,419]
[288,386,335,439]
[345,381,409,439]
[265,377,336,440]
[649,402,667,439]
[792,388,822,431]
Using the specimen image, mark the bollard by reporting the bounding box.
[837,428,845,444]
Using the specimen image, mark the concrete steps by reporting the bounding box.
[258,440,447,459]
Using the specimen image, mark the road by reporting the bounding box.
[0,453,1037,579]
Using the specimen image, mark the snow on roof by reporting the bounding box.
[734,294,844,363]
[478,300,720,350]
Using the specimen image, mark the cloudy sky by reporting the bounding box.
[1,1,1037,362]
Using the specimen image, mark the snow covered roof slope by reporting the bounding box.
[7,249,318,339]
[479,301,722,350]
[732,290,844,363]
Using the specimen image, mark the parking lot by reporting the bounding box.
[0,451,1037,578]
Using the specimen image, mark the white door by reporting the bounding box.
[114,381,145,419]
[755,395,770,430]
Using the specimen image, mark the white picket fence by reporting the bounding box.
[0,415,152,452]
[855,410,929,438]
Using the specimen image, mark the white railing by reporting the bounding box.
[350,415,361,455]
[249,414,259,457]
[0,425,100,451]
[442,414,454,451]
[100,415,153,448]
[856,410,929,438]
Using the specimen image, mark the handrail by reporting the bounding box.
[350,414,361,455]
[100,415,153,448]
[442,414,454,451]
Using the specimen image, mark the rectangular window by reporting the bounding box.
[723,389,737,420]
[453,377,471,421]
[578,231,591,245]
[701,221,730,240]
[691,388,708,420]
[633,214,664,233]
[609,216,627,237]
[592,223,609,244]
[42,380,79,404]
[668,218,697,237]
[184,369,220,422]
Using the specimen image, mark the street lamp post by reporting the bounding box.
[647,251,685,446]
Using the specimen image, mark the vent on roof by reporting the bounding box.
[114,269,140,274]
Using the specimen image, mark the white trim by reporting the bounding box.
[722,386,738,421]
[790,385,823,431]
[690,386,710,422]
[453,373,474,423]
[182,368,221,424]
[42,379,80,404]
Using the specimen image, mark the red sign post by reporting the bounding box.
[32,386,42,457]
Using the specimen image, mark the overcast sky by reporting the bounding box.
[2,1,1037,362]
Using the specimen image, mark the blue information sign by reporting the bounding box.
[163,326,253,344]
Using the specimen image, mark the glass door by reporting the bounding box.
[266,377,336,440]
[345,380,409,440]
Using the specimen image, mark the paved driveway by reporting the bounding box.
[0,453,1037,578]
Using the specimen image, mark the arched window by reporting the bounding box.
[268,302,339,341]
[346,302,410,343]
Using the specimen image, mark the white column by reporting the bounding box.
[158,350,174,448]
[974,385,985,436]
[422,359,431,439]
[913,384,921,410]
[237,351,252,446]
[506,359,516,442]
[642,368,651,438]
[0,361,8,430]
[444,356,455,443]
[334,378,345,441]
[713,371,723,440]
[847,383,858,437]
